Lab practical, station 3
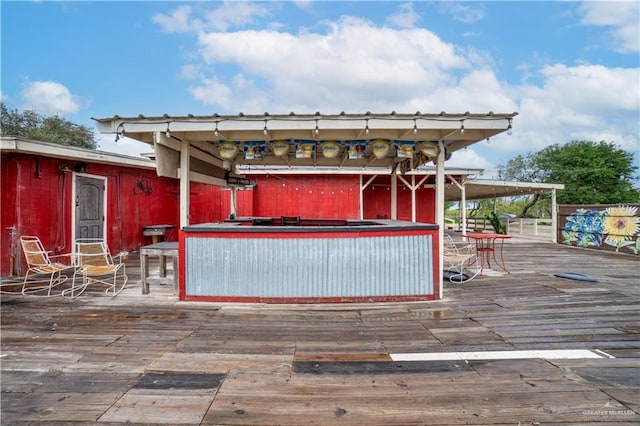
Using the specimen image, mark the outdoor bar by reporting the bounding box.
[181,218,438,303]
[94,111,517,302]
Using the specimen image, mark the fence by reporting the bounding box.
[445,217,554,241]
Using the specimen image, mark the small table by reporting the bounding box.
[140,242,179,294]
[142,225,175,244]
[462,233,512,274]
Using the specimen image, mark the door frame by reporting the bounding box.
[72,172,108,244]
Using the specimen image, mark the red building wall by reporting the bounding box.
[250,175,361,218]
[2,154,439,277]
[362,175,436,223]
[1,152,224,277]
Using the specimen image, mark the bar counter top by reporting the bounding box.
[184,217,438,233]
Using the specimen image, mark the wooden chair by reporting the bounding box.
[62,239,128,299]
[443,233,480,282]
[12,236,74,296]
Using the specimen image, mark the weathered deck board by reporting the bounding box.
[1,239,639,424]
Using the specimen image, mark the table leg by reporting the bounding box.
[491,239,510,273]
[141,253,150,294]
[172,255,179,295]
[159,255,167,278]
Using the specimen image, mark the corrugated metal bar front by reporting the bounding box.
[185,234,433,298]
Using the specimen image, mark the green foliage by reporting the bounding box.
[499,140,640,205]
[0,103,97,149]
[485,212,507,234]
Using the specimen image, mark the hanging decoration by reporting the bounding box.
[371,139,391,159]
[244,142,264,160]
[218,142,239,159]
[270,140,290,157]
[347,141,365,159]
[396,142,414,158]
[321,141,340,158]
[295,142,315,158]
[419,142,439,157]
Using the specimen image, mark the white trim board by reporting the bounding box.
[390,349,612,362]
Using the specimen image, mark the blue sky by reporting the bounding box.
[2,1,639,178]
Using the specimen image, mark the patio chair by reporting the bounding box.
[62,239,128,299]
[14,236,74,296]
[443,233,480,283]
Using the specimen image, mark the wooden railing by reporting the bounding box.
[445,217,554,241]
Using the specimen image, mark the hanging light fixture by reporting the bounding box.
[507,118,513,135]
[263,120,268,136]
[413,119,418,134]
[365,118,370,135]
[314,119,320,136]
[165,123,171,138]
[460,120,465,134]
[214,122,219,137]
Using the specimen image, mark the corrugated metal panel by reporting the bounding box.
[186,234,433,298]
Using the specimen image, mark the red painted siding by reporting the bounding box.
[1,153,224,277]
[2,153,440,278]
[250,175,361,218]
[363,175,436,223]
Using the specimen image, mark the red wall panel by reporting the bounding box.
[0,153,223,277]
[251,175,360,219]
[363,175,436,223]
[2,152,438,278]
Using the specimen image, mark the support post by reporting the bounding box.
[436,140,445,299]
[390,171,397,220]
[359,174,364,220]
[411,175,416,222]
[551,189,558,243]
[179,141,190,228]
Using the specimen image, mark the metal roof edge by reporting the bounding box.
[0,136,156,169]
[93,111,519,123]
[466,178,565,190]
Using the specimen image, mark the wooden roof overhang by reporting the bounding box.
[93,112,518,186]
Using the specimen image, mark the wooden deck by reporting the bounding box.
[1,237,639,424]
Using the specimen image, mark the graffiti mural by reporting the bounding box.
[560,204,640,255]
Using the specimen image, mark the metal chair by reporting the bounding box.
[443,233,480,282]
[62,239,128,299]
[12,236,74,296]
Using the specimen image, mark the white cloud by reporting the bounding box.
[152,5,202,34]
[580,1,640,53]
[21,81,81,116]
[153,2,269,34]
[447,147,494,172]
[386,2,420,29]
[192,16,469,112]
[438,2,485,24]
[479,63,640,163]
[154,3,639,174]
[96,134,152,158]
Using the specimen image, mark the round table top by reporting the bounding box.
[462,233,512,239]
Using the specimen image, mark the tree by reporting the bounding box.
[0,103,97,149]
[499,140,640,208]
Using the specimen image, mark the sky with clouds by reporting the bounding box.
[1,1,638,178]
